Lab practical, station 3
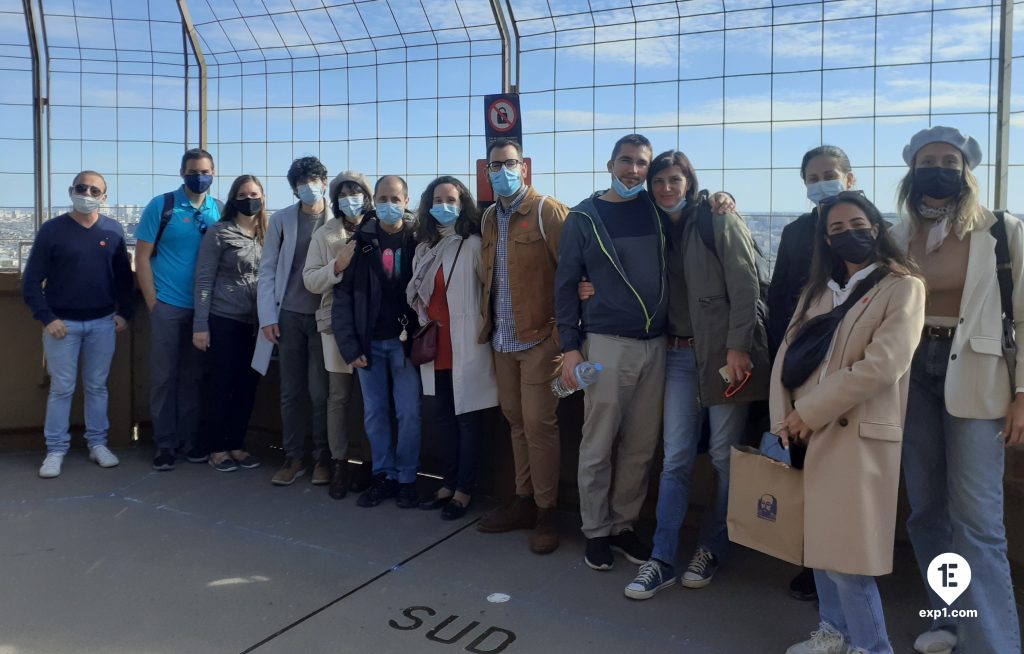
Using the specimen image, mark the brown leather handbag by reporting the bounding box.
[410,240,463,366]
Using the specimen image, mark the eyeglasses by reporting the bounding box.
[487,159,522,173]
[193,209,208,235]
[73,184,104,197]
[818,189,866,209]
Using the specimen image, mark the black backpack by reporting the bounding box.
[151,192,224,258]
[694,189,771,327]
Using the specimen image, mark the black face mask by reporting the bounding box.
[235,197,262,217]
[914,167,962,200]
[829,228,876,265]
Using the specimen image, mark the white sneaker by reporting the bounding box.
[914,629,957,654]
[89,445,120,468]
[786,623,849,654]
[39,452,65,478]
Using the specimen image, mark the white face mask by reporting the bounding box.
[71,194,102,214]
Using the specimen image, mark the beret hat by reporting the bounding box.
[902,125,982,170]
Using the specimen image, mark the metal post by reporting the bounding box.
[995,0,1013,210]
[22,0,45,229]
[177,0,207,150]
[489,0,512,94]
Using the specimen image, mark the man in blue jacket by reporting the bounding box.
[555,133,668,571]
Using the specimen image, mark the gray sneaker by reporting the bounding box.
[89,445,119,468]
[624,559,676,600]
[39,452,64,478]
[785,623,849,654]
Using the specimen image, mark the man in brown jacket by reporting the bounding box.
[476,138,569,554]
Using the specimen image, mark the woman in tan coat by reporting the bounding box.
[771,192,924,654]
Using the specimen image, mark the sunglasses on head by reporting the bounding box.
[73,183,104,197]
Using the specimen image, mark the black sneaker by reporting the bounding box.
[152,448,176,471]
[610,529,652,565]
[184,447,208,463]
[585,537,614,571]
[357,474,398,508]
[396,483,419,509]
[789,567,817,601]
[208,457,238,473]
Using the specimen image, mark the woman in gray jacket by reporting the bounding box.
[193,174,266,472]
[303,170,374,499]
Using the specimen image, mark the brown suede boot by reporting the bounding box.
[476,496,537,533]
[529,507,559,554]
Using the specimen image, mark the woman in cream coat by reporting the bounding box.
[771,192,924,654]
[407,176,498,521]
[895,126,1023,654]
[303,170,374,499]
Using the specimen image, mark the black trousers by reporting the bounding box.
[433,369,484,495]
[207,314,260,453]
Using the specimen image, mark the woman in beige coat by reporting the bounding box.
[771,192,924,654]
[303,170,373,499]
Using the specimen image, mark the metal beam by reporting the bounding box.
[489,0,512,93]
[995,0,1013,210]
[177,0,207,150]
[23,0,45,230]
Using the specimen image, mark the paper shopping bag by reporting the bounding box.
[727,445,804,566]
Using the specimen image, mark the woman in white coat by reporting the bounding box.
[303,170,374,499]
[407,176,499,520]
[895,126,1023,654]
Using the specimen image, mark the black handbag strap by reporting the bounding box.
[992,211,1014,322]
[444,239,464,291]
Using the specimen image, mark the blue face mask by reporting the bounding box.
[611,174,644,199]
[338,195,364,218]
[430,203,460,226]
[489,167,522,197]
[183,174,213,195]
[806,179,846,205]
[657,196,687,213]
[377,202,405,225]
[297,182,325,206]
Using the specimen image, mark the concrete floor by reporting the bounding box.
[0,446,974,654]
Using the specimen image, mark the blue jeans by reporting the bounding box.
[651,347,749,566]
[356,338,422,484]
[42,315,117,454]
[902,339,1021,654]
[815,569,893,654]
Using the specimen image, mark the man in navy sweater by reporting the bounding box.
[22,171,134,479]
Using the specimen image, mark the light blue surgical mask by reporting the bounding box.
[806,179,845,205]
[377,202,405,225]
[297,182,325,206]
[489,167,522,197]
[611,174,644,199]
[657,196,687,213]
[338,195,364,218]
[430,203,460,226]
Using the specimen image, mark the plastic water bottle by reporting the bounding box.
[551,361,603,398]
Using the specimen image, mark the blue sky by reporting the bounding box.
[2,0,1023,216]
